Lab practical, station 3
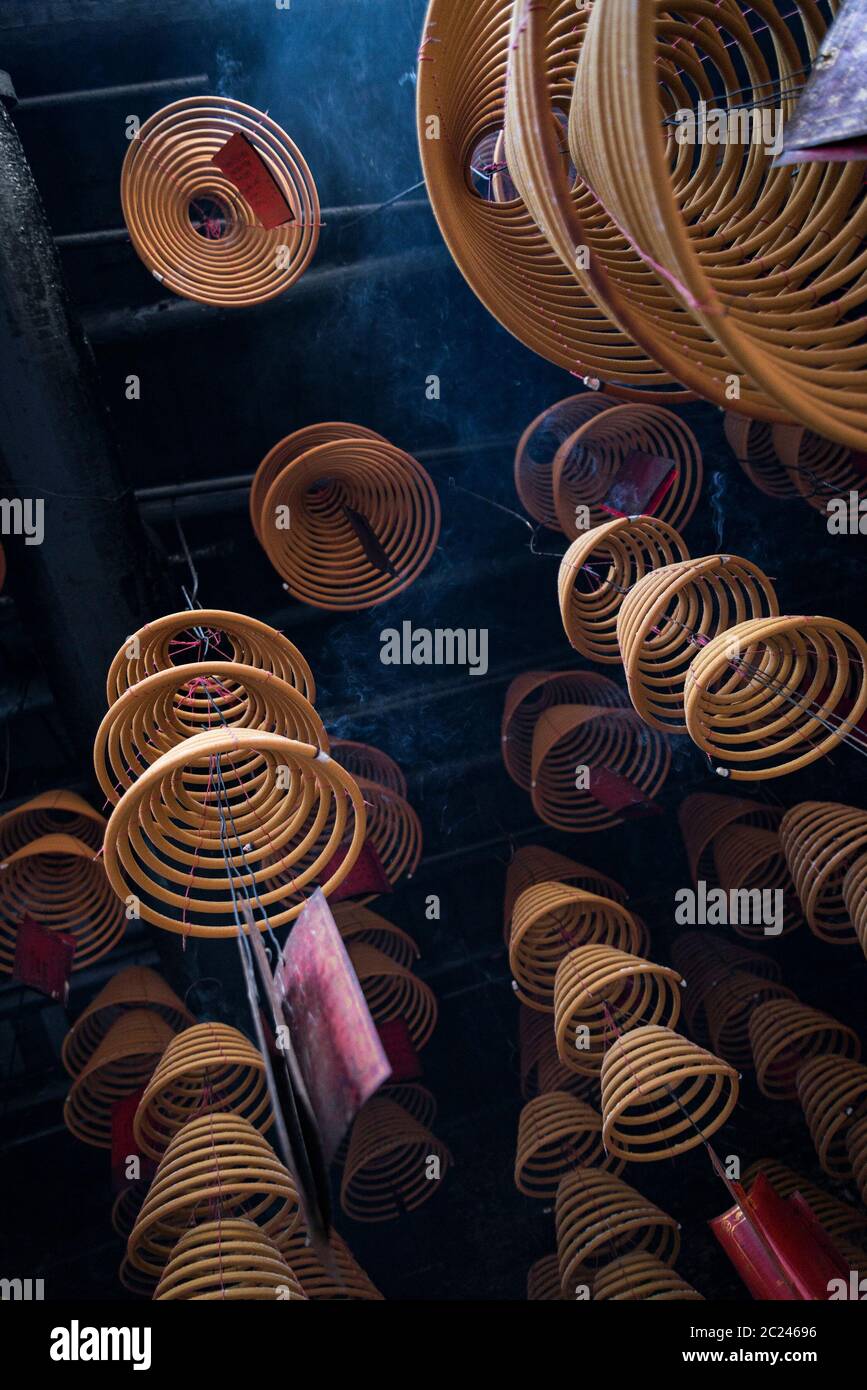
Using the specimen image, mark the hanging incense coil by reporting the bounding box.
[724,415,799,501]
[254,431,441,611]
[712,823,803,940]
[107,609,315,706]
[843,855,867,961]
[515,1092,623,1198]
[527,1254,564,1301]
[120,96,319,307]
[551,405,703,540]
[772,424,863,517]
[670,932,782,1047]
[102,729,366,938]
[0,833,126,977]
[781,801,867,946]
[619,555,779,734]
[95,661,327,807]
[62,965,194,1077]
[346,943,437,1051]
[684,616,867,780]
[154,1219,307,1301]
[250,422,387,545]
[678,792,783,887]
[281,1225,383,1300]
[119,1253,156,1300]
[515,393,620,528]
[797,1056,867,1180]
[530,704,671,833]
[555,1168,680,1293]
[504,844,628,943]
[340,1096,451,1222]
[519,1005,598,1103]
[558,516,689,664]
[0,789,105,858]
[64,1009,175,1148]
[502,670,628,791]
[701,970,796,1071]
[510,881,640,1012]
[592,1252,703,1302]
[749,999,862,1101]
[600,1025,738,1162]
[744,1158,867,1249]
[333,1084,438,1169]
[111,1180,148,1242]
[331,740,408,799]
[127,1112,301,1280]
[554,944,682,1076]
[333,902,419,970]
[134,1022,272,1159]
[846,1118,867,1208]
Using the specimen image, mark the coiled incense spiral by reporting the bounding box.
[280,1225,383,1300]
[346,943,438,1051]
[527,1254,564,1301]
[843,855,867,961]
[701,970,796,1070]
[772,424,863,517]
[64,1010,175,1147]
[555,1167,680,1292]
[749,999,861,1101]
[502,670,628,791]
[504,844,628,944]
[249,423,387,545]
[724,415,799,500]
[797,1055,867,1179]
[781,801,867,946]
[62,965,194,1077]
[554,944,682,1075]
[712,823,803,940]
[514,1092,624,1198]
[154,1219,307,1301]
[519,1004,600,1104]
[509,881,640,1012]
[515,393,620,529]
[677,791,783,888]
[592,1252,703,1302]
[333,903,419,970]
[340,1096,451,1222]
[331,740,408,798]
[0,789,105,857]
[670,932,782,1048]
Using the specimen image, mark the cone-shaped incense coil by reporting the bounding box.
[154,1219,307,1301]
[515,1091,623,1198]
[331,739,408,798]
[333,902,419,969]
[0,789,105,857]
[510,881,640,1012]
[502,670,628,791]
[749,999,861,1101]
[678,792,782,887]
[843,855,867,962]
[346,943,437,1051]
[702,970,796,1069]
[712,823,803,940]
[554,944,682,1075]
[515,393,620,529]
[340,1096,451,1222]
[333,1083,438,1168]
[112,1180,148,1242]
[62,965,194,1076]
[593,1252,704,1301]
[504,844,628,942]
[772,423,861,517]
[670,932,782,1047]
[724,414,798,500]
[797,1055,867,1179]
[281,1225,383,1300]
[519,1004,598,1103]
[555,1167,680,1293]
[744,1158,867,1248]
[64,1009,176,1147]
[527,1253,564,1301]
[782,801,867,946]
[121,96,319,307]
[250,422,387,544]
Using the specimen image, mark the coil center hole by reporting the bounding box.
[189,195,232,240]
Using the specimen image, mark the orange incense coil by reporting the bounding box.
[64,1009,175,1148]
[781,801,867,946]
[331,740,408,799]
[558,516,689,665]
[843,855,867,961]
[670,932,782,1047]
[702,970,796,1070]
[102,729,366,938]
[554,944,682,1076]
[127,1112,301,1281]
[509,881,640,1012]
[600,1025,739,1162]
[0,833,126,976]
[134,1022,272,1159]
[107,609,315,706]
[678,791,783,887]
[281,1225,383,1300]
[711,823,803,940]
[846,1117,867,1207]
[744,1158,867,1249]
[618,555,779,734]
[502,671,628,791]
[684,616,867,781]
[332,902,419,970]
[120,96,319,307]
[797,1056,867,1180]
[340,1095,451,1223]
[515,393,620,529]
[551,405,703,540]
[333,1083,437,1168]
[154,1219,307,1301]
[530,704,671,833]
[255,432,441,611]
[772,423,863,517]
[62,965,194,1077]
[515,1092,624,1198]
[555,1167,680,1292]
[346,943,437,1051]
[119,1253,156,1300]
[250,422,387,545]
[724,414,799,501]
[504,844,628,943]
[95,661,327,807]
[749,999,861,1101]
[0,789,105,857]
[592,1252,703,1302]
[519,1004,598,1103]
[527,1254,564,1301]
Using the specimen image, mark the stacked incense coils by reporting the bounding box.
[725,414,864,519]
[781,801,867,948]
[121,96,319,307]
[61,965,194,1077]
[339,1095,452,1222]
[250,423,441,610]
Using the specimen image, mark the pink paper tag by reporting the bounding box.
[211,132,295,229]
[601,451,676,517]
[111,1089,156,1195]
[12,914,75,1002]
[324,838,393,901]
[588,767,662,819]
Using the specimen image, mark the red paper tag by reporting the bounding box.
[588,767,661,819]
[12,914,75,1002]
[601,451,676,518]
[377,1018,422,1082]
[710,1174,849,1300]
[325,839,393,901]
[111,1089,156,1195]
[211,132,295,230]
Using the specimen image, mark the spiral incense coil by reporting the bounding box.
[502,670,628,791]
[711,823,803,941]
[119,1253,157,1300]
[678,792,783,887]
[772,424,862,517]
[330,740,408,799]
[551,405,703,540]
[250,422,387,545]
[504,844,628,943]
[724,414,799,500]
[127,1112,301,1280]
[95,661,327,807]
[0,789,105,858]
[62,965,194,1077]
[154,1219,307,1301]
[120,96,319,307]
[600,1025,739,1162]
[592,1252,703,1302]
[558,516,690,665]
[515,393,620,528]
[281,1226,383,1300]
[510,881,640,1012]
[102,729,366,938]
[334,1084,437,1168]
[519,1005,598,1103]
[530,704,671,833]
[781,802,867,946]
[843,856,867,961]
[107,609,315,707]
[64,1009,175,1148]
[0,833,126,976]
[749,999,861,1102]
[702,971,796,1070]
[111,1180,149,1242]
[134,1023,272,1159]
[797,1056,867,1180]
[527,1254,564,1301]
[255,434,441,611]
[515,1092,624,1198]
[555,1168,680,1292]
[346,943,437,1051]
[340,1096,451,1222]
[744,1158,867,1248]
[684,616,867,781]
[670,932,782,1046]
[847,1118,867,1208]
[554,945,682,1076]
[333,903,419,970]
